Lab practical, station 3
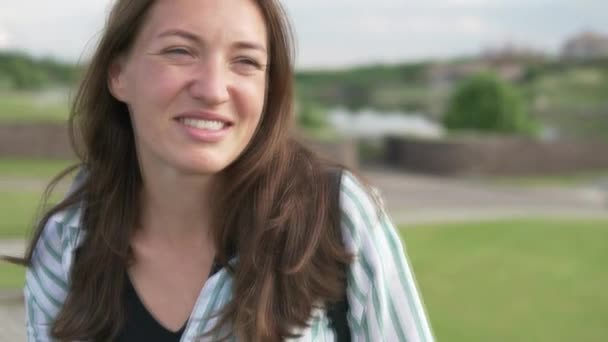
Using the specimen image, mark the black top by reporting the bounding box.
[115,261,223,342]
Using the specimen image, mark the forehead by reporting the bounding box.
[138,0,268,46]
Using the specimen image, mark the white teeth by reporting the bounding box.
[181,118,226,131]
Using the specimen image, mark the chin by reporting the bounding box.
[173,156,233,176]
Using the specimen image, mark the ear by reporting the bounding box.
[108,58,129,102]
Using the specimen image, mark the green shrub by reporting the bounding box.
[443,72,537,136]
[297,101,329,130]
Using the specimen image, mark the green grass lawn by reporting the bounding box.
[1,194,69,242]
[402,219,608,342]
[1,196,606,341]
[0,159,71,239]
[0,91,69,123]
[0,191,55,239]
[478,170,608,188]
[0,263,25,290]
[0,158,74,178]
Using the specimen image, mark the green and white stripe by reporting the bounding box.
[25,171,434,341]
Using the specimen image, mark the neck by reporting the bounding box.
[137,165,218,244]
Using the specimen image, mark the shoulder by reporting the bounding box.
[337,170,396,316]
[40,204,84,251]
[338,170,386,254]
[338,172,435,341]
[23,168,88,336]
[24,204,84,331]
[33,167,88,260]
[30,203,85,280]
[338,170,387,296]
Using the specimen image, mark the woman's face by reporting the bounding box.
[109,0,268,176]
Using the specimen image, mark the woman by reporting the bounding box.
[21,0,434,341]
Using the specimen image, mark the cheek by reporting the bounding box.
[235,77,266,125]
[127,63,184,140]
[129,61,185,104]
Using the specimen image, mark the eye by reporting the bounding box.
[234,57,265,72]
[239,58,260,67]
[163,47,194,57]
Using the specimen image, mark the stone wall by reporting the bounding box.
[0,124,359,169]
[298,136,359,169]
[0,123,73,159]
[385,135,608,175]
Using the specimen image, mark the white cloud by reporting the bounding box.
[400,15,492,36]
[1,0,607,67]
[0,29,9,48]
[0,8,13,48]
[457,16,488,35]
[0,1,109,61]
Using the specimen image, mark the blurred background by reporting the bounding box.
[1,0,608,340]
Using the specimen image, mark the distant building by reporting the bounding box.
[481,43,547,65]
[428,42,546,90]
[482,43,546,81]
[562,31,608,61]
[427,62,487,90]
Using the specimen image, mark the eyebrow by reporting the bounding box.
[157,29,201,43]
[156,29,267,53]
[233,41,267,54]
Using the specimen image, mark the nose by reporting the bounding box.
[188,56,230,105]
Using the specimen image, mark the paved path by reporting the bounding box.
[0,178,69,193]
[0,292,24,342]
[1,168,607,341]
[364,168,608,224]
[1,240,25,257]
[0,241,26,341]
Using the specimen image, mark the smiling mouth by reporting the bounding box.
[177,117,228,131]
[174,116,232,143]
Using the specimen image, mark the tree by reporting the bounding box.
[0,51,80,90]
[297,101,329,131]
[442,72,537,136]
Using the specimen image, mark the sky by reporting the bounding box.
[0,0,606,69]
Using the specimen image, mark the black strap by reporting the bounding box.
[326,168,351,342]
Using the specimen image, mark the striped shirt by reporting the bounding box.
[24,171,434,341]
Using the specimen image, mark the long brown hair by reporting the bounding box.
[14,0,354,341]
